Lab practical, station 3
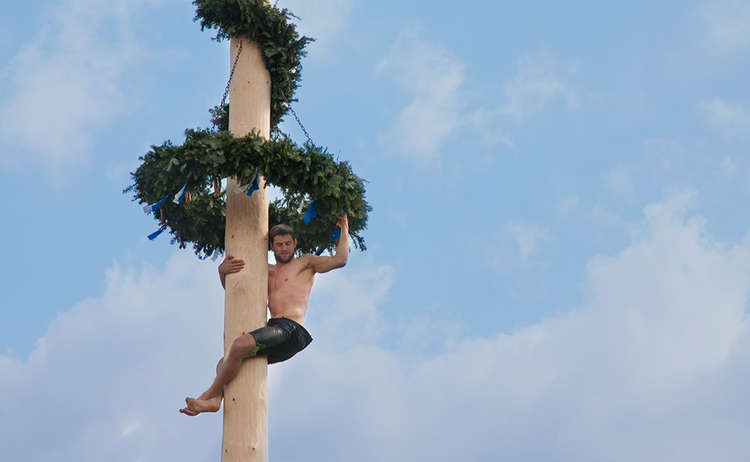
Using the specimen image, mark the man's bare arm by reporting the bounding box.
[218,255,245,289]
[307,215,350,274]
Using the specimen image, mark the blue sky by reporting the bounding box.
[3,0,750,460]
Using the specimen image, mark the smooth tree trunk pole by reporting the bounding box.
[223,36,271,462]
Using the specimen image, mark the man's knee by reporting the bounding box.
[229,333,256,359]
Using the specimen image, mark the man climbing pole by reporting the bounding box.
[179,214,349,416]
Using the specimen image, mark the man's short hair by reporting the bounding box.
[269,224,295,244]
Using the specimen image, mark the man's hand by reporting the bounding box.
[336,214,349,236]
[219,255,244,289]
[304,214,350,274]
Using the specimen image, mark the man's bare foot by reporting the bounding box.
[179,396,222,416]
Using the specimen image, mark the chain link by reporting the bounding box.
[212,41,243,129]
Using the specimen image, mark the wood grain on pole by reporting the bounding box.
[223,36,271,462]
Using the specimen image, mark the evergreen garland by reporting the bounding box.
[195,0,312,129]
[125,0,370,257]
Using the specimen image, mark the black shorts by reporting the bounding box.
[249,317,313,364]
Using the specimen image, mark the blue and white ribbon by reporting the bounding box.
[143,196,167,214]
[246,172,259,198]
[147,224,167,240]
[304,200,318,224]
[173,182,188,204]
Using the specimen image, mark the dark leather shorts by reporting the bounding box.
[249,317,313,364]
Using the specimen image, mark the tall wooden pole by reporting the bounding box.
[222,37,271,462]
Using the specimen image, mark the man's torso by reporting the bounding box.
[267,256,314,324]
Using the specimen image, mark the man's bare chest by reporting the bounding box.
[268,265,312,294]
[268,270,289,292]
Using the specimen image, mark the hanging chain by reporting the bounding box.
[215,38,314,146]
[212,41,243,129]
[288,103,315,146]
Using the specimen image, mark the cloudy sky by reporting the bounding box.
[3,0,750,460]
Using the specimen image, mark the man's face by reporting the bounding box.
[272,234,297,263]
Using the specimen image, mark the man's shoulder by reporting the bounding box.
[270,255,314,270]
[294,253,314,267]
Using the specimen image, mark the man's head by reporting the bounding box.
[270,224,297,264]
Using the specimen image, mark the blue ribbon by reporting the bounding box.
[304,200,318,224]
[173,182,188,204]
[143,196,167,214]
[315,226,342,255]
[147,224,167,240]
[246,174,259,198]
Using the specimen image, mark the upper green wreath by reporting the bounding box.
[195,0,312,129]
[125,0,370,257]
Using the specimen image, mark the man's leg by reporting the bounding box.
[179,332,259,416]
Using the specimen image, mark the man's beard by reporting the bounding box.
[274,252,293,264]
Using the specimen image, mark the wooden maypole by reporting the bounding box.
[222,37,271,462]
[129,5,370,460]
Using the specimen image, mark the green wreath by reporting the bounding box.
[196,0,312,129]
[125,0,370,257]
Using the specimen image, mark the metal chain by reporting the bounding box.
[215,37,314,146]
[270,2,311,143]
[212,41,243,129]
[288,103,314,146]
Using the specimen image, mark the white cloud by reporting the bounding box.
[278,192,750,460]
[0,0,158,172]
[275,0,355,53]
[490,222,551,272]
[306,263,393,345]
[470,56,579,149]
[505,223,549,259]
[469,106,515,148]
[6,193,750,461]
[496,56,580,122]
[700,0,750,54]
[0,252,395,462]
[698,98,750,137]
[273,192,750,460]
[377,30,579,163]
[376,27,466,164]
[0,253,225,462]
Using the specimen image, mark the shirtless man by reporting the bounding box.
[179,214,349,416]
